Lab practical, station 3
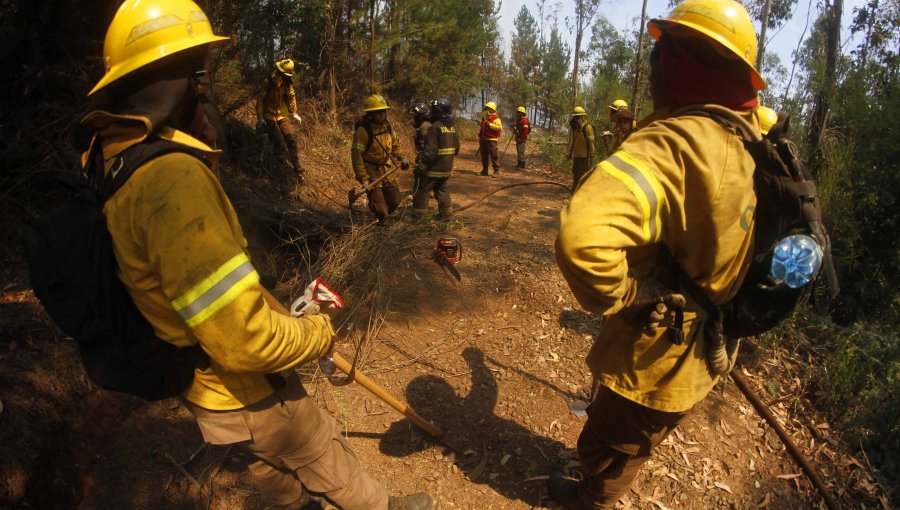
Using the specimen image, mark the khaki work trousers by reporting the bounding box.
[571,157,592,190]
[479,139,499,174]
[181,373,389,510]
[367,180,402,224]
[266,118,302,172]
[412,174,452,218]
[575,386,689,509]
[516,141,526,169]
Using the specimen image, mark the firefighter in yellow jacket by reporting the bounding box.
[84,2,431,509]
[351,94,410,226]
[566,106,595,190]
[256,58,305,177]
[550,1,766,508]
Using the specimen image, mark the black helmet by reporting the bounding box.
[411,102,431,123]
[430,98,452,117]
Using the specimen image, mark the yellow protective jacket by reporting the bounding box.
[555,108,758,413]
[81,111,333,411]
[567,117,595,159]
[256,73,297,122]
[351,120,404,184]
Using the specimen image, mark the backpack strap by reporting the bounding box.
[97,137,211,202]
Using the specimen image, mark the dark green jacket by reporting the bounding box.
[418,118,460,178]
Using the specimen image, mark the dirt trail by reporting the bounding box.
[50,137,872,510]
[296,139,840,510]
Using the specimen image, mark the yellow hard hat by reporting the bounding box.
[756,106,778,135]
[648,0,765,90]
[484,101,497,111]
[364,94,390,112]
[276,58,295,76]
[517,106,526,114]
[89,0,230,96]
[571,106,587,116]
[608,99,628,112]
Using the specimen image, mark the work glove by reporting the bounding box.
[355,175,370,186]
[620,277,685,333]
[256,117,267,134]
[565,153,572,160]
[599,130,613,138]
[400,157,410,170]
[290,277,345,320]
[292,113,302,124]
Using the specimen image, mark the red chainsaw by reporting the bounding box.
[433,238,462,281]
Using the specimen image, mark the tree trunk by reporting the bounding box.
[807,0,843,177]
[572,0,584,99]
[756,0,773,72]
[631,0,649,117]
[368,0,376,89]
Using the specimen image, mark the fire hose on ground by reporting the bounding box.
[731,370,839,510]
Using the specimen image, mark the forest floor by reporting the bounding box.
[0,135,890,510]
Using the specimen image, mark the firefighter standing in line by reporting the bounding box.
[550,1,766,508]
[412,102,432,154]
[565,106,595,190]
[514,106,530,170]
[478,101,502,177]
[351,94,410,227]
[600,105,637,156]
[84,1,432,509]
[257,58,305,179]
[412,98,460,221]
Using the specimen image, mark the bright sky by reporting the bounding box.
[498,0,867,86]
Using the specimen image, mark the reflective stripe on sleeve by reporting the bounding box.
[437,147,456,155]
[600,152,666,243]
[352,143,366,152]
[171,252,259,328]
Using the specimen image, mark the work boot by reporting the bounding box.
[547,471,590,510]
[387,493,433,510]
[480,169,489,176]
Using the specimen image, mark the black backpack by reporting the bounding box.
[669,104,839,340]
[26,137,209,400]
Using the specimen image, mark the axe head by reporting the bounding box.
[348,187,363,207]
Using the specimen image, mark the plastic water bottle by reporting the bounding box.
[771,234,823,288]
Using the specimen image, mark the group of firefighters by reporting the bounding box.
[78,0,782,508]
[257,56,639,223]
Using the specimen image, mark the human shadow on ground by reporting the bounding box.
[558,307,604,337]
[378,347,569,506]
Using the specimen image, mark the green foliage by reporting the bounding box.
[534,136,570,176]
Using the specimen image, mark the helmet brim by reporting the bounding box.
[88,35,229,96]
[648,19,766,91]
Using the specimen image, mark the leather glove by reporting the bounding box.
[290,277,345,320]
[400,157,410,170]
[256,118,267,134]
[292,113,302,124]
[620,277,685,333]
